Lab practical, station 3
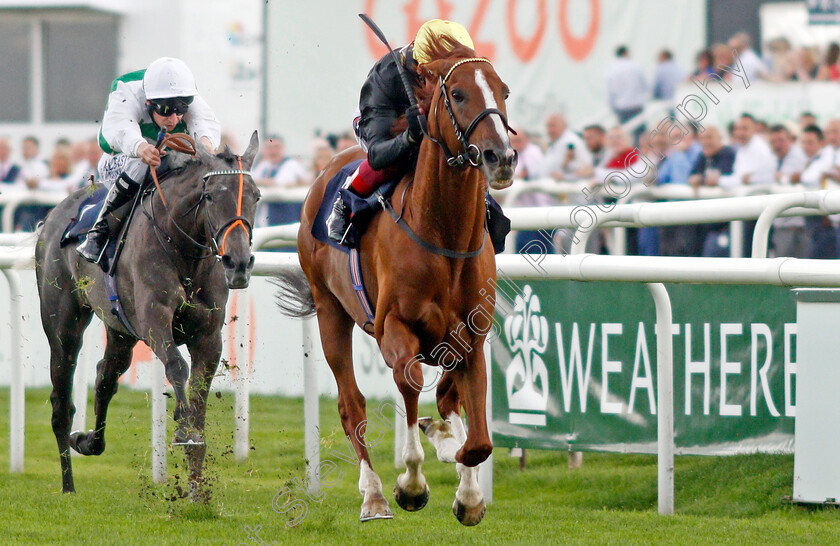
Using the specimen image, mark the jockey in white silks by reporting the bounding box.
[76,57,221,264]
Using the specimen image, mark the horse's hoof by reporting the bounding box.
[394,483,430,512]
[452,498,486,526]
[69,430,104,456]
[417,416,433,433]
[360,492,393,522]
[172,431,204,446]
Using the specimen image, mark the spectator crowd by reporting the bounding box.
[5,30,840,260]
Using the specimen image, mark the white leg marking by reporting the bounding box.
[434,412,465,463]
[448,412,468,444]
[358,459,393,520]
[358,459,383,497]
[455,462,484,508]
[397,424,427,494]
[474,69,510,145]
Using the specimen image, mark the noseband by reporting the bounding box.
[146,154,254,262]
[425,58,515,168]
[201,157,254,258]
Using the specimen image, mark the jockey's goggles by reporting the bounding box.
[150,96,194,117]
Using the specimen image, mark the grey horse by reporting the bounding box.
[36,131,260,496]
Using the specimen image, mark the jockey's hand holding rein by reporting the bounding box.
[137,142,164,168]
[406,105,425,145]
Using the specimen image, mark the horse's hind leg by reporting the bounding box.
[419,371,465,463]
[313,286,392,522]
[380,315,429,512]
[45,300,93,493]
[70,328,136,456]
[183,330,223,502]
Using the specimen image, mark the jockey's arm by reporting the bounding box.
[357,69,418,171]
[200,136,214,153]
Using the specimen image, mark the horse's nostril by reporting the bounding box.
[248,255,255,270]
[221,254,234,269]
[483,149,499,165]
[506,148,518,167]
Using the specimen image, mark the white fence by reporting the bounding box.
[6,189,840,515]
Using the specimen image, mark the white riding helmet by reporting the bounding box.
[143,57,198,100]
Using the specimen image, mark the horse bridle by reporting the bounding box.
[424,57,516,168]
[201,157,254,259]
[144,143,254,262]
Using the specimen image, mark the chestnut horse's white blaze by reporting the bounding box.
[475,68,510,146]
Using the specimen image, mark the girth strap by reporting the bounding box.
[376,190,486,259]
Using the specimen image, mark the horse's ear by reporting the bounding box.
[242,131,259,167]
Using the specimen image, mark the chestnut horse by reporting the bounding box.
[275,49,515,525]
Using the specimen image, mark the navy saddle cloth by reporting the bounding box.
[59,185,118,271]
[311,159,510,254]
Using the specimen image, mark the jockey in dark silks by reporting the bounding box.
[327,19,475,243]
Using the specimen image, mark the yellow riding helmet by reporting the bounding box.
[412,19,475,65]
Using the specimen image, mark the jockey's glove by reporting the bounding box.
[406,104,425,145]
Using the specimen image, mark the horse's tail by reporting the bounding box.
[272,269,316,318]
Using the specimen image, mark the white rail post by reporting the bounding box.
[4,270,24,473]
[647,282,674,515]
[478,338,493,503]
[302,317,321,495]
[730,220,744,258]
[233,293,251,462]
[151,359,167,483]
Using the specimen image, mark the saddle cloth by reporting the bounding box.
[59,185,119,271]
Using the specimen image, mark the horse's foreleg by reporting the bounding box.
[184,331,223,502]
[381,315,429,512]
[313,287,392,522]
[138,306,193,445]
[71,328,135,456]
[448,349,492,526]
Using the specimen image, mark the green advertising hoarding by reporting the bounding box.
[490,281,797,455]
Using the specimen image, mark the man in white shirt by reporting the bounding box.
[253,134,307,228]
[540,113,592,182]
[605,46,648,123]
[769,124,808,257]
[0,136,22,189]
[728,32,769,82]
[800,121,840,258]
[510,128,544,182]
[718,114,776,189]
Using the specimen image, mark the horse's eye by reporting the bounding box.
[256,191,261,202]
[451,90,465,103]
[204,193,213,202]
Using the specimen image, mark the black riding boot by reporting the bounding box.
[326,195,351,243]
[76,173,139,263]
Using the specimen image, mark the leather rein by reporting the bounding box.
[388,58,513,259]
[143,133,253,262]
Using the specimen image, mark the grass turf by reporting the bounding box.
[0,387,837,545]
